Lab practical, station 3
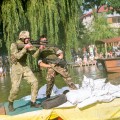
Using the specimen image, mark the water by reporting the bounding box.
[0,65,120,103]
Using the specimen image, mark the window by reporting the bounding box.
[112,16,120,23]
[112,17,117,23]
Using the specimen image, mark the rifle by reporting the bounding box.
[30,40,48,44]
[17,39,59,49]
[17,44,58,50]
[43,58,67,68]
[17,43,58,50]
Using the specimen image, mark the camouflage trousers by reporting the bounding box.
[46,64,77,96]
[8,63,38,102]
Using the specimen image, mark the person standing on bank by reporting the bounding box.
[33,35,77,99]
[8,31,40,112]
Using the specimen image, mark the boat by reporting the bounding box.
[97,57,120,73]
[95,37,120,73]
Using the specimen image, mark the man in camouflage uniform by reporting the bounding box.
[33,35,77,98]
[8,31,40,112]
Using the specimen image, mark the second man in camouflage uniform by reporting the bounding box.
[33,35,77,98]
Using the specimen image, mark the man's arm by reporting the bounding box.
[10,43,27,60]
[57,52,64,59]
[32,45,45,58]
[55,47,64,59]
[38,60,51,68]
[32,49,40,58]
[11,43,34,59]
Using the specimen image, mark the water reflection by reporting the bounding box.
[0,75,11,103]
[71,66,106,81]
[107,73,120,85]
[0,65,120,102]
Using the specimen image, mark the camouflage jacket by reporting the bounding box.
[10,40,36,65]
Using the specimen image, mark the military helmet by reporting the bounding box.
[19,31,30,39]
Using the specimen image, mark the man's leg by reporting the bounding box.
[8,72,22,111]
[23,66,40,108]
[52,66,77,90]
[46,68,55,98]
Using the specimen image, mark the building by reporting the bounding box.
[82,6,120,29]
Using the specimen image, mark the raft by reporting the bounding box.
[0,97,120,120]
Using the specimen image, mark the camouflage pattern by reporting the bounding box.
[19,31,30,39]
[32,48,40,58]
[8,40,38,103]
[46,64,77,96]
[34,45,77,96]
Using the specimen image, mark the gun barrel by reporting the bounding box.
[17,44,57,49]
[30,40,48,44]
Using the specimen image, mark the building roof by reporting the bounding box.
[83,5,113,18]
[95,37,120,44]
[98,6,112,13]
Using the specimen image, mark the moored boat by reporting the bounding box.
[95,37,120,73]
[97,57,120,73]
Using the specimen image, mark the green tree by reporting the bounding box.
[0,0,84,70]
[82,0,120,44]
[82,0,120,13]
[82,13,118,44]
[107,0,120,13]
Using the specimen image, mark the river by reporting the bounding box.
[0,65,120,103]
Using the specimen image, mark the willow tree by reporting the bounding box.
[1,0,83,70]
[1,0,27,55]
[26,0,83,60]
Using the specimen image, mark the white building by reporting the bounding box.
[82,6,120,29]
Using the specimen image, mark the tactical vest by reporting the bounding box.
[11,40,30,65]
[16,40,28,64]
[40,47,58,60]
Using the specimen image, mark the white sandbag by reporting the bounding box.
[92,89,109,97]
[66,89,91,104]
[77,97,98,108]
[37,84,47,98]
[81,76,94,89]
[97,95,116,102]
[37,84,59,99]
[112,91,120,97]
[66,90,78,104]
[104,83,120,94]
[93,78,106,90]
[56,101,75,108]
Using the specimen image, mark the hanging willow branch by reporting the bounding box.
[2,0,27,55]
[1,0,83,66]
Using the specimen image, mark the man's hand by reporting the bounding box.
[24,44,33,49]
[39,45,45,50]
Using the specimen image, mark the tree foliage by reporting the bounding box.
[0,0,83,70]
[82,0,120,13]
[91,14,117,41]
[82,13,118,45]
[107,0,120,13]
[1,0,27,55]
[82,0,120,45]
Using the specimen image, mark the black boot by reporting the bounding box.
[30,102,40,108]
[46,95,50,99]
[8,101,15,112]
